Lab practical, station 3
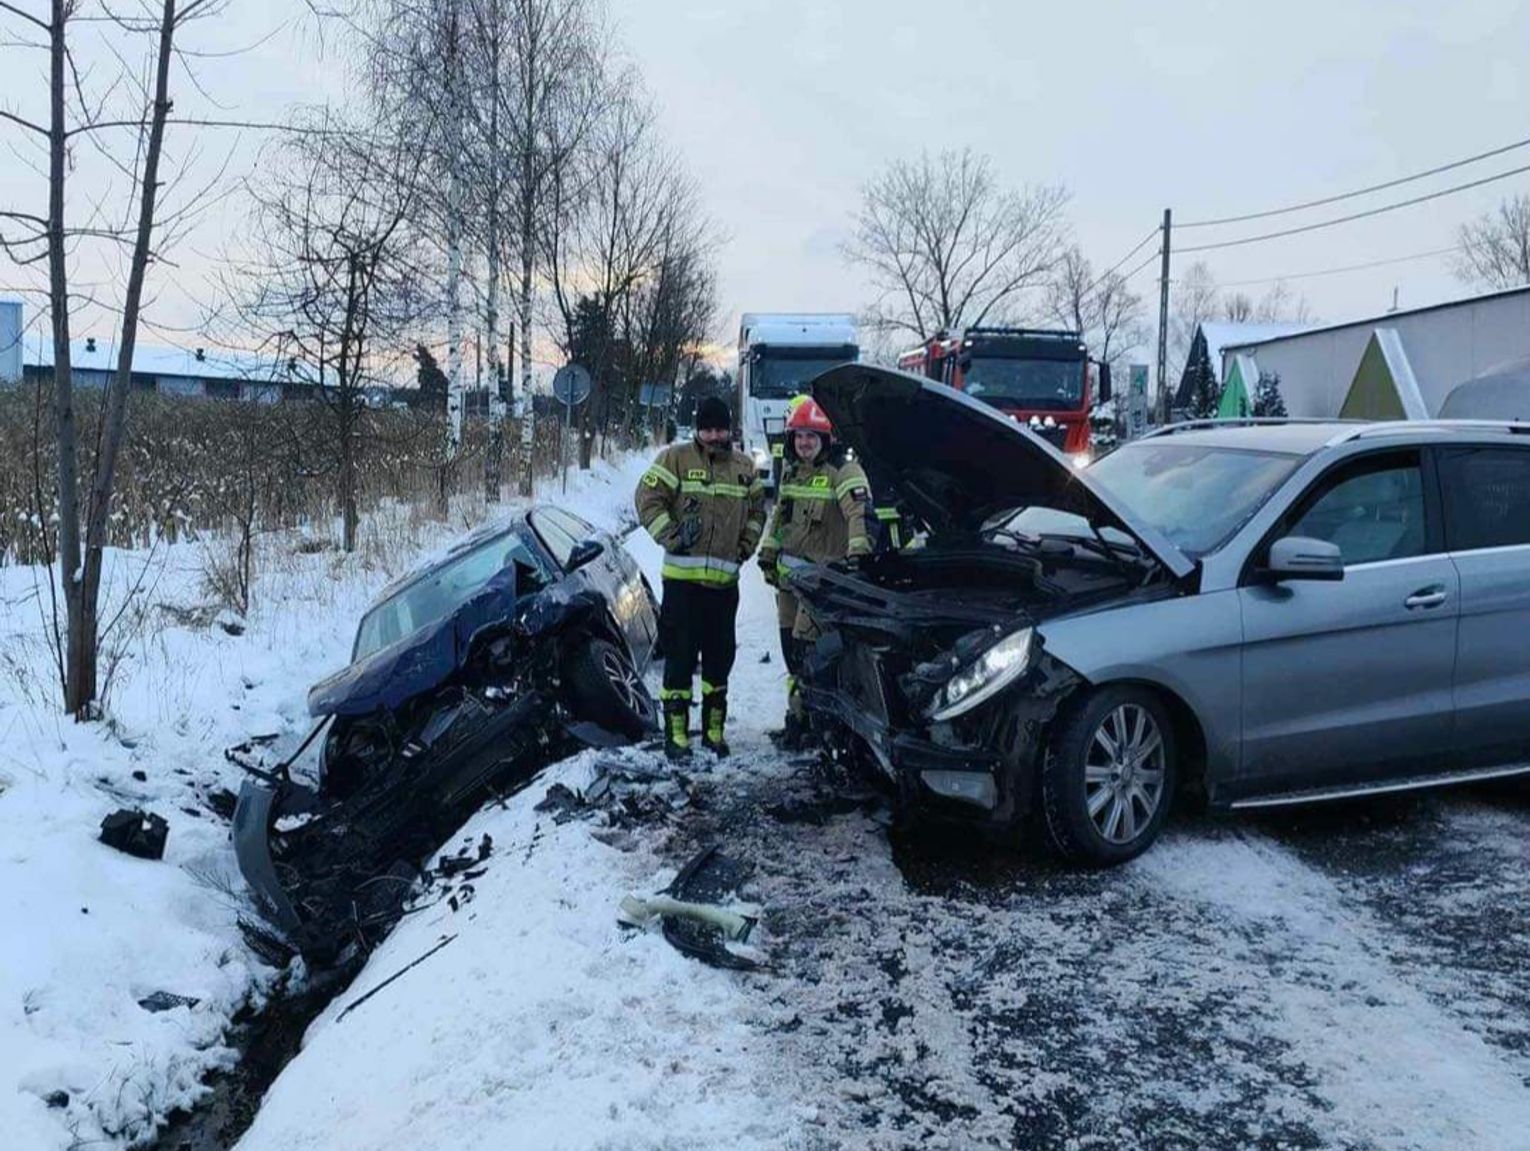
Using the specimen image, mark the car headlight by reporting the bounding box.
[927,628,1034,721]
[1071,453,1091,470]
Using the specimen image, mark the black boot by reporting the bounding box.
[769,711,809,751]
[701,689,730,758]
[663,698,692,761]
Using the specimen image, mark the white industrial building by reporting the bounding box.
[1219,285,1530,420]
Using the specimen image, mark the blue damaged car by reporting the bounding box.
[232,506,658,961]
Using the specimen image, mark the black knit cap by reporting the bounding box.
[695,396,732,431]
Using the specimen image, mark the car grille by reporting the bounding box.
[1033,424,1069,449]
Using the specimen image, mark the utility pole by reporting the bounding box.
[1156,208,1172,424]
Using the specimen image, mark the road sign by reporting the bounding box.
[552,364,592,406]
[553,363,592,495]
[1129,364,1148,396]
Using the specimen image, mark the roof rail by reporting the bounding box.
[1326,419,1530,446]
[1142,417,1358,440]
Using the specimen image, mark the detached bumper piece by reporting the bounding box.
[619,845,762,972]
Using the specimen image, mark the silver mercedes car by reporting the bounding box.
[792,364,1530,865]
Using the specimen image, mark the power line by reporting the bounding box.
[1120,248,1162,285]
[1215,246,1456,289]
[1176,161,1530,255]
[1179,133,1530,228]
[1083,227,1160,295]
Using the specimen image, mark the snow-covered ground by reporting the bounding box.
[0,457,645,1150]
[6,448,1530,1151]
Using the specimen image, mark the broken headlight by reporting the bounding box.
[927,628,1034,722]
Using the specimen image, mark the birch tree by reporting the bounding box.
[0,0,228,715]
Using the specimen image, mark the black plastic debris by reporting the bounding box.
[534,782,586,823]
[98,809,168,861]
[436,834,493,878]
[620,844,763,972]
[138,991,200,1013]
[44,1091,68,1110]
[205,788,238,821]
[131,770,147,783]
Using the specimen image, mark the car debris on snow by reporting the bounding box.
[533,754,698,827]
[335,933,458,1023]
[618,844,766,972]
[136,990,200,1013]
[97,808,168,860]
[616,894,756,942]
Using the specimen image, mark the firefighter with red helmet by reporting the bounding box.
[758,394,872,747]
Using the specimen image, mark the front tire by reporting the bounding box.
[1041,686,1176,866]
[563,639,657,740]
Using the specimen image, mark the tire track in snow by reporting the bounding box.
[1251,791,1530,1077]
[1138,827,1530,1151]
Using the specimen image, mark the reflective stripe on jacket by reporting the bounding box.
[759,456,872,574]
[634,439,766,586]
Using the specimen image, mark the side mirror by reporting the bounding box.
[1097,362,1113,404]
[1265,536,1344,582]
[567,539,605,572]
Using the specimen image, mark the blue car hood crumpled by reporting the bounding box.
[308,567,520,718]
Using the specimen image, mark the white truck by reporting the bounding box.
[736,312,859,492]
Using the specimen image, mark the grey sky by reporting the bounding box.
[614,0,1530,358]
[3,0,1528,373]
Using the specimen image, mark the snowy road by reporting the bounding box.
[233,452,1530,1151]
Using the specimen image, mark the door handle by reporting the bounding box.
[1404,587,1448,610]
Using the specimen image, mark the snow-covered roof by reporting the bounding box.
[1199,322,1313,381]
[1220,282,1530,352]
[23,332,291,382]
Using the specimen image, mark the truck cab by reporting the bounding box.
[737,313,859,491]
[899,327,1111,466]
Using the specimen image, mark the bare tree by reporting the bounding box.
[544,79,683,466]
[1045,245,1148,373]
[1454,194,1530,290]
[618,214,717,442]
[1,0,227,715]
[1219,281,1311,325]
[844,148,1068,341]
[496,0,607,493]
[1169,260,1221,384]
[233,111,427,552]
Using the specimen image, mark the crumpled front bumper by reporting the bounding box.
[231,693,637,961]
[798,632,1079,827]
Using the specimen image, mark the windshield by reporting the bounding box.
[1016,442,1301,558]
[750,352,855,399]
[354,532,531,660]
[961,357,1084,411]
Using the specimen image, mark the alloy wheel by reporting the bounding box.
[601,650,651,719]
[1083,703,1166,845]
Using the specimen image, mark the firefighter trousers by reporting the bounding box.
[659,579,739,702]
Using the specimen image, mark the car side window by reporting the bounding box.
[547,506,596,541]
[531,512,579,568]
[1439,448,1530,551]
[1286,455,1427,567]
[502,532,553,590]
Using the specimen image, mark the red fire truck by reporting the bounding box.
[897,327,1111,464]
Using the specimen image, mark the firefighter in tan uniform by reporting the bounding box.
[634,396,766,759]
[758,395,872,748]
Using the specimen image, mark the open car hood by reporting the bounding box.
[813,365,1195,580]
